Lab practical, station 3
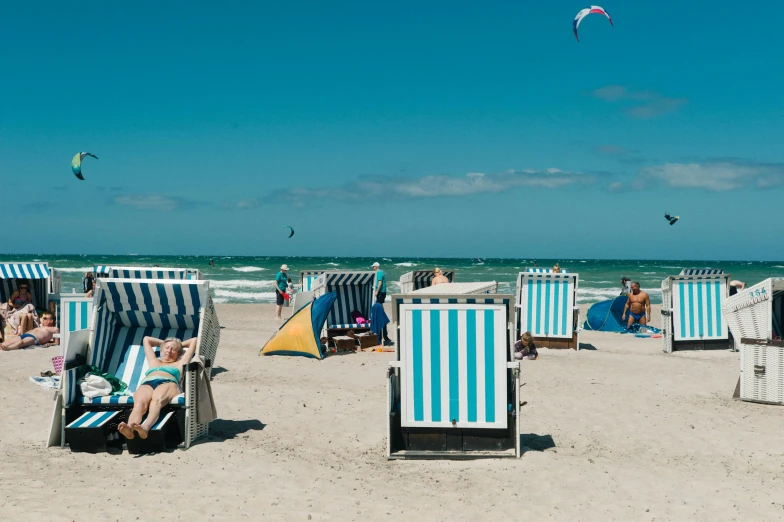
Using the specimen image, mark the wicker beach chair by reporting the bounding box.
[398,270,456,293]
[387,292,520,458]
[0,262,61,339]
[311,271,375,342]
[515,270,580,350]
[723,278,784,404]
[49,279,220,452]
[660,269,731,353]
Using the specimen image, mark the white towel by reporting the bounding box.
[29,376,60,390]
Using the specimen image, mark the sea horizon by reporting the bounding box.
[3,254,783,306]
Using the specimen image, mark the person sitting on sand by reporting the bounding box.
[431,267,449,286]
[514,331,538,360]
[117,336,197,440]
[0,312,59,350]
[621,282,651,328]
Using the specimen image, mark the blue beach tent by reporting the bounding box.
[583,297,628,332]
[260,292,337,359]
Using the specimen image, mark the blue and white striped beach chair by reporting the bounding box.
[299,271,325,292]
[515,271,580,350]
[661,269,731,352]
[0,262,60,311]
[387,293,520,458]
[51,279,220,451]
[524,267,570,274]
[312,271,375,339]
[399,270,456,293]
[107,266,190,280]
[57,294,95,355]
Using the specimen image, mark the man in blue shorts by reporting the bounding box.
[274,264,289,320]
[621,282,651,328]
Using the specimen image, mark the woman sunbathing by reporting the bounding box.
[7,282,37,335]
[118,336,198,440]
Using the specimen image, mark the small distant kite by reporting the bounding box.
[664,212,679,226]
[283,225,295,238]
[71,152,98,180]
[573,6,613,42]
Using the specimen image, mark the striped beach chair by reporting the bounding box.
[0,262,61,311]
[107,266,189,280]
[399,270,456,293]
[57,294,95,355]
[312,271,375,340]
[387,293,520,458]
[51,279,220,452]
[409,281,497,295]
[299,271,325,292]
[94,266,112,278]
[524,267,570,274]
[515,271,580,350]
[660,269,731,352]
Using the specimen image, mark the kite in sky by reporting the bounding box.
[573,6,613,42]
[71,152,98,180]
[664,212,679,226]
[283,225,295,238]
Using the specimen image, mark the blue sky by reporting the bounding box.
[3,1,783,260]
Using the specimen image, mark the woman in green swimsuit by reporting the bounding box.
[118,336,198,440]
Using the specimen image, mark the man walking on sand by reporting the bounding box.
[372,262,393,345]
[621,282,651,328]
[274,264,289,320]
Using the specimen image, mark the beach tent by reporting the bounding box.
[312,271,375,340]
[260,292,336,359]
[409,281,497,295]
[583,297,628,332]
[387,292,520,458]
[515,271,580,350]
[0,262,61,311]
[50,278,220,452]
[660,268,731,353]
[723,278,784,404]
[399,270,456,293]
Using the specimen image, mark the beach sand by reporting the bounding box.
[2,303,783,521]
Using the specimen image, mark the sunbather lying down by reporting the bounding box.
[118,336,198,440]
[0,312,58,350]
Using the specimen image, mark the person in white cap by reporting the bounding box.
[274,264,290,319]
[372,262,393,344]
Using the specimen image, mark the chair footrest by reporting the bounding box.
[65,410,123,453]
[127,412,179,454]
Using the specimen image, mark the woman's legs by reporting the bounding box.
[118,385,153,439]
[134,382,179,439]
[19,313,33,334]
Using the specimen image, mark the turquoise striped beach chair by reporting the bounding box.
[299,270,325,292]
[524,267,570,274]
[312,271,375,340]
[57,294,94,354]
[387,293,520,458]
[515,271,580,350]
[661,269,731,352]
[399,270,456,293]
[50,279,220,452]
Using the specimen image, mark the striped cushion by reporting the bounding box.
[329,323,370,329]
[79,394,185,406]
[67,410,120,429]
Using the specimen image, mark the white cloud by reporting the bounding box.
[634,160,784,191]
[264,169,596,206]
[113,193,201,210]
[590,85,688,119]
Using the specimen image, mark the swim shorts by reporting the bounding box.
[20,333,39,345]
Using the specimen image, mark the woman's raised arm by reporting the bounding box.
[180,337,199,363]
[143,336,163,365]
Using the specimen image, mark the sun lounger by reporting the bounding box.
[515,271,580,350]
[311,271,375,341]
[49,278,220,452]
[387,293,520,458]
[399,270,456,293]
[723,278,784,404]
[660,269,731,353]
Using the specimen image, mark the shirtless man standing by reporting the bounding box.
[621,282,651,328]
[0,312,59,350]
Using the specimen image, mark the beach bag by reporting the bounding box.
[80,374,112,398]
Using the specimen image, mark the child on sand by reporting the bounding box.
[514,331,538,360]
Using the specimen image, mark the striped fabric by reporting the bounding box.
[525,268,570,274]
[398,303,508,429]
[313,272,375,328]
[64,367,82,406]
[411,282,496,295]
[108,267,188,280]
[330,323,369,329]
[401,270,456,291]
[395,297,512,306]
[81,395,185,406]
[680,268,725,276]
[66,410,120,429]
[516,273,576,338]
[0,263,50,279]
[671,277,728,341]
[300,271,325,292]
[151,411,174,430]
[94,266,111,277]
[59,296,94,351]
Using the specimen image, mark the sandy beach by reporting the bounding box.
[1,303,783,521]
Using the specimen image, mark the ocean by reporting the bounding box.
[4,255,783,306]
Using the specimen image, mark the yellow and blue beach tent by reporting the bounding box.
[260,292,337,359]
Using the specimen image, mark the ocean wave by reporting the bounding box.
[213,289,276,300]
[208,279,274,290]
[232,266,266,273]
[774,265,784,269]
[326,262,340,266]
[395,262,416,267]
[383,258,392,262]
[56,267,94,273]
